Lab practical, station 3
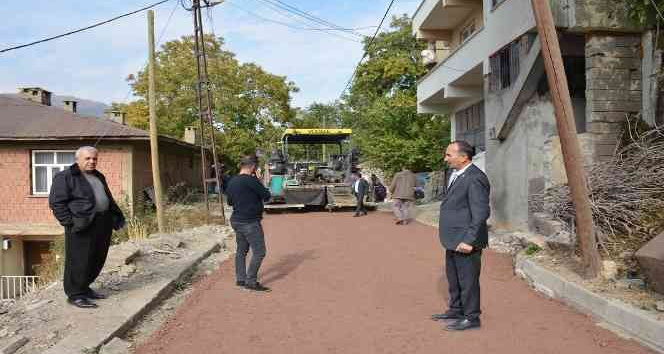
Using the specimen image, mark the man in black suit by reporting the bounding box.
[352,172,369,217]
[432,141,490,331]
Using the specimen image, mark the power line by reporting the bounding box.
[267,0,365,38]
[339,0,397,98]
[0,0,174,54]
[228,1,372,36]
[253,0,364,42]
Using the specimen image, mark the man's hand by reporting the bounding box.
[456,242,473,254]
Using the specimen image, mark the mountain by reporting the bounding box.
[52,95,109,118]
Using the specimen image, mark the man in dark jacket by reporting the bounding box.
[225,156,272,292]
[352,172,369,217]
[432,141,490,331]
[49,146,125,308]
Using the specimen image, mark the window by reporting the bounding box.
[460,21,476,43]
[489,34,534,91]
[32,151,75,194]
[455,102,485,152]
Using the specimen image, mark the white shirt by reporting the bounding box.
[354,179,360,193]
[448,163,472,188]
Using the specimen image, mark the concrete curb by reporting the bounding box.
[515,254,664,353]
[44,242,222,354]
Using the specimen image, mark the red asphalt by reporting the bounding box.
[136,211,653,354]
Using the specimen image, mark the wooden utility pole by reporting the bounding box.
[531,0,601,277]
[148,10,165,232]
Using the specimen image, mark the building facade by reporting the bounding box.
[413,0,661,230]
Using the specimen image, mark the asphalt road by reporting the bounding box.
[136,211,653,354]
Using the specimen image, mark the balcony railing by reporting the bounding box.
[0,276,40,301]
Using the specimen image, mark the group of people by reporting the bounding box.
[48,141,490,332]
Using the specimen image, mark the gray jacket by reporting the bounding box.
[438,164,490,251]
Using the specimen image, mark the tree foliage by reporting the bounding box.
[626,0,664,27]
[341,15,450,175]
[115,35,298,170]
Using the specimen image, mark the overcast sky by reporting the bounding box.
[0,0,419,108]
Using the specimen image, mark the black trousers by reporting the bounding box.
[445,249,482,320]
[64,212,113,299]
[355,194,367,215]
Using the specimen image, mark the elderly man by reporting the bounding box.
[432,140,490,331]
[389,166,416,225]
[49,146,125,308]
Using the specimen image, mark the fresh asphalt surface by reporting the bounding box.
[136,211,653,354]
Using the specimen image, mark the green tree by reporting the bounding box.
[114,35,298,170]
[626,0,664,27]
[342,15,450,175]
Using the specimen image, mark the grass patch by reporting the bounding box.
[525,243,542,256]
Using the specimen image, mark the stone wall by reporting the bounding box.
[585,34,642,161]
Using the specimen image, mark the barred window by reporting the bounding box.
[489,34,534,91]
[32,150,75,194]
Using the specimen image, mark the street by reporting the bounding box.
[135,211,653,354]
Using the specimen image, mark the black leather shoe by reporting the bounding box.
[68,298,98,309]
[236,280,245,287]
[431,312,463,321]
[446,319,481,331]
[86,289,107,300]
[353,214,360,217]
[245,282,271,292]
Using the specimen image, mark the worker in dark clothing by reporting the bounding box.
[225,156,272,292]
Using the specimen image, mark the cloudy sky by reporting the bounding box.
[0,0,420,108]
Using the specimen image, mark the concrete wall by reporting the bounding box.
[485,93,557,230]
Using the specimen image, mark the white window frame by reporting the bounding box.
[460,20,476,44]
[31,150,75,195]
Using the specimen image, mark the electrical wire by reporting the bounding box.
[228,1,374,33]
[252,0,363,42]
[0,0,173,54]
[94,0,181,146]
[264,0,365,38]
[339,0,397,98]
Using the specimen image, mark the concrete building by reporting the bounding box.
[0,90,203,287]
[413,0,661,230]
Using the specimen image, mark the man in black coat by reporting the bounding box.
[49,146,125,308]
[352,172,369,217]
[432,141,490,331]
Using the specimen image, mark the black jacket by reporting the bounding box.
[352,178,369,198]
[225,174,271,223]
[438,164,490,250]
[49,163,125,233]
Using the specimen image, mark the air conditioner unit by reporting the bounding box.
[421,49,436,66]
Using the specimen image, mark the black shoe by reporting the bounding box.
[445,318,481,331]
[67,298,98,309]
[236,280,246,287]
[395,220,403,225]
[431,312,463,321]
[85,289,107,300]
[353,214,360,217]
[245,282,271,292]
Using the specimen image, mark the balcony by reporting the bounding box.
[417,28,486,113]
[413,0,483,41]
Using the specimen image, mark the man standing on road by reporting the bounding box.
[49,146,125,308]
[352,172,369,217]
[226,155,272,292]
[389,166,416,225]
[432,141,490,331]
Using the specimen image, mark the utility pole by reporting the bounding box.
[531,0,601,277]
[185,0,226,224]
[147,10,165,232]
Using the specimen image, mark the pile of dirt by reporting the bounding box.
[0,225,232,354]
